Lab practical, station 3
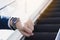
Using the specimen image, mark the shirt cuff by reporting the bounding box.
[8,17,12,29]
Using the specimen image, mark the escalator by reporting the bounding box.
[25,0,60,40]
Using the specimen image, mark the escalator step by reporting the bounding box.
[38,17,60,24]
[34,24,60,32]
[25,32,57,40]
[41,12,60,18]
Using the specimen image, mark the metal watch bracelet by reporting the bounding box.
[10,17,19,30]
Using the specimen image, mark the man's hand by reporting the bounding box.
[16,19,34,37]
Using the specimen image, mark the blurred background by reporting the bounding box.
[25,0,60,40]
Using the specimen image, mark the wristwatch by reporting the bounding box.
[10,17,19,30]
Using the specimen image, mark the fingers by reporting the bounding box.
[23,25,32,34]
[16,19,34,37]
[25,19,34,31]
[25,23,34,32]
[21,31,34,37]
[21,19,34,37]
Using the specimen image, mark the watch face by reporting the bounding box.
[12,18,18,24]
[11,17,18,30]
[14,18,17,23]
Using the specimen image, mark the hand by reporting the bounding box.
[16,19,34,37]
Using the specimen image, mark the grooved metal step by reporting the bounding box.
[34,24,60,32]
[39,0,60,18]
[38,17,60,24]
[41,12,60,18]
[36,0,60,40]
[25,32,57,40]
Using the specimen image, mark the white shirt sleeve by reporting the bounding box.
[8,17,12,29]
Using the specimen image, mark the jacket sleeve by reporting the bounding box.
[0,16,11,29]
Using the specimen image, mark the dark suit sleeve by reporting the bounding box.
[0,16,11,29]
